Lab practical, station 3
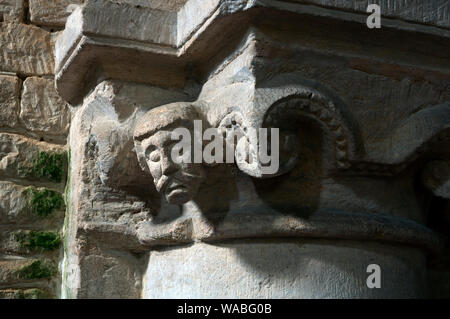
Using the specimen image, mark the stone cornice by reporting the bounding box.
[55,0,450,104]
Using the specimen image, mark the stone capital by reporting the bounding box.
[56,0,450,298]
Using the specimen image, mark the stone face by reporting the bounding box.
[29,0,84,27]
[133,102,207,205]
[0,22,54,76]
[20,77,70,138]
[0,74,20,129]
[0,0,23,22]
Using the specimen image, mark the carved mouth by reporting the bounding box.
[164,180,191,204]
[166,180,187,194]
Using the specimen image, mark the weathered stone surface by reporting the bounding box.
[83,1,177,44]
[0,181,65,226]
[0,23,54,76]
[0,74,20,129]
[20,77,70,138]
[0,258,32,285]
[76,246,143,298]
[29,0,84,27]
[55,0,450,300]
[0,229,61,255]
[292,0,450,29]
[0,288,53,299]
[0,0,23,22]
[0,258,57,283]
[139,0,187,11]
[0,133,66,185]
[29,0,188,27]
[143,241,427,298]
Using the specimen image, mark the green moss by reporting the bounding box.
[17,260,57,280]
[20,151,66,183]
[14,231,61,251]
[23,187,64,217]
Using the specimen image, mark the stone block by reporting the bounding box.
[29,0,188,27]
[0,181,65,226]
[0,288,52,299]
[76,246,143,298]
[0,23,54,76]
[29,0,84,27]
[0,229,61,255]
[20,77,70,138]
[0,74,20,129]
[0,0,23,23]
[0,258,32,285]
[0,133,66,185]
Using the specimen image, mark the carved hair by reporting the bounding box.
[133,102,204,142]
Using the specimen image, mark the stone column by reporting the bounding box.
[55,0,450,298]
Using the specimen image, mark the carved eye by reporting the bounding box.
[149,150,160,162]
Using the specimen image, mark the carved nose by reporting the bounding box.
[161,157,177,176]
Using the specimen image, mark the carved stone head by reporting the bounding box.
[134,102,206,205]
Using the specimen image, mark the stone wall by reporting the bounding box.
[0,0,70,299]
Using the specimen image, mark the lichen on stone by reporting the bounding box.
[14,231,61,251]
[23,186,64,217]
[17,260,57,279]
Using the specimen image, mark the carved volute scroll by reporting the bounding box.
[262,94,355,171]
[210,80,358,178]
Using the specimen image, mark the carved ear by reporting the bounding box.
[133,140,150,174]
